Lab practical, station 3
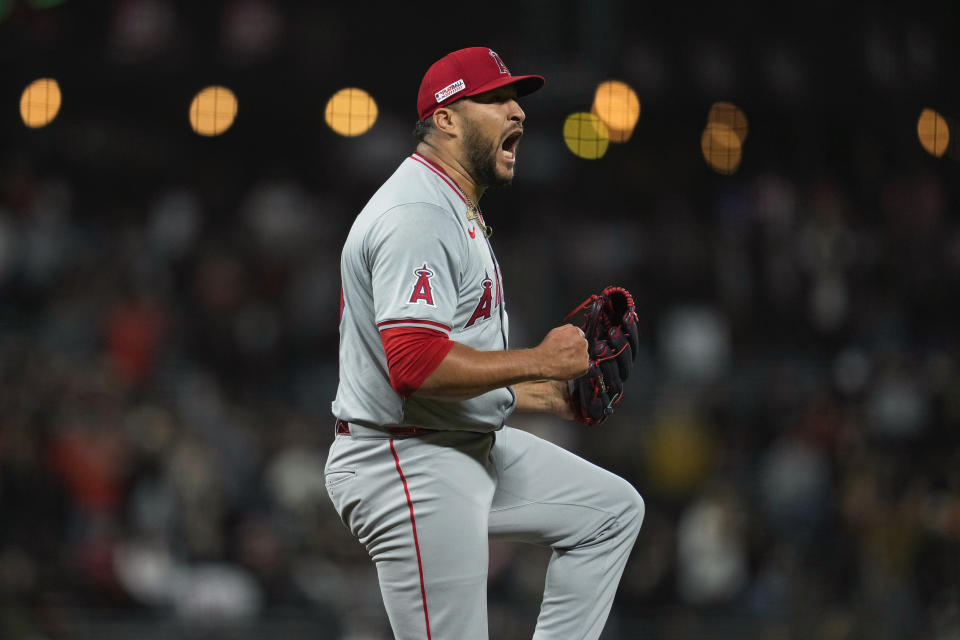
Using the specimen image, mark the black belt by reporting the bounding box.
[335,419,433,437]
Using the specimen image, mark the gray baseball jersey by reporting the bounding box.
[325,152,645,640]
[332,152,515,431]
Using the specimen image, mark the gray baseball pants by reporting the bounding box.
[324,424,645,640]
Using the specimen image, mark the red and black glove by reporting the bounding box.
[564,286,639,426]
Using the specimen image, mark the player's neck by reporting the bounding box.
[415,143,486,203]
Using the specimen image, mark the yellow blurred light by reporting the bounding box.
[705,122,740,149]
[591,80,641,143]
[707,101,748,144]
[20,78,62,128]
[642,413,715,496]
[701,123,742,174]
[188,86,238,137]
[917,108,949,157]
[563,112,610,159]
[324,88,378,137]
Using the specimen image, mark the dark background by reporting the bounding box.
[1,1,959,638]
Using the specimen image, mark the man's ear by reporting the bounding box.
[433,106,458,136]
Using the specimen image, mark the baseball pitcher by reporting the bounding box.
[325,46,644,640]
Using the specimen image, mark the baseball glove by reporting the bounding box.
[564,286,639,426]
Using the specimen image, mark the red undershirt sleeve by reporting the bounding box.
[380,326,455,397]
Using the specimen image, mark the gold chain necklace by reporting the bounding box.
[464,194,493,238]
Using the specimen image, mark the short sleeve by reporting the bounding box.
[366,203,466,336]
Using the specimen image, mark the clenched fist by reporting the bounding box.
[535,324,590,380]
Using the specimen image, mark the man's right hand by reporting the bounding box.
[535,324,590,380]
[414,324,589,401]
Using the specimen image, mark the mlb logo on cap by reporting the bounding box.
[435,79,467,103]
[417,47,545,121]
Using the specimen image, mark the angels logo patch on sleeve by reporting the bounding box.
[407,263,436,307]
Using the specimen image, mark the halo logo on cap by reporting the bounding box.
[435,79,466,104]
[489,49,509,74]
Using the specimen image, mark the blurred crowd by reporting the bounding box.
[3,1,960,638]
[1,142,959,640]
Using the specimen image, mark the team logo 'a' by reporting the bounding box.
[408,263,436,306]
[465,272,494,328]
[489,49,509,75]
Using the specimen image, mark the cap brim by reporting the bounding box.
[463,74,545,100]
[420,74,546,121]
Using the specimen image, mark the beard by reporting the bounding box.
[462,117,513,189]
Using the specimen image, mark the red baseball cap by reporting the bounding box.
[417,47,545,121]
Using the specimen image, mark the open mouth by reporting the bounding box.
[501,130,523,160]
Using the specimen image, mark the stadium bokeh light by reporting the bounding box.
[563,112,610,160]
[701,123,742,174]
[917,108,949,157]
[324,88,378,137]
[707,101,748,144]
[188,86,238,137]
[20,78,62,128]
[591,80,641,143]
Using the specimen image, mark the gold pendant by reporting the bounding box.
[466,202,493,238]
